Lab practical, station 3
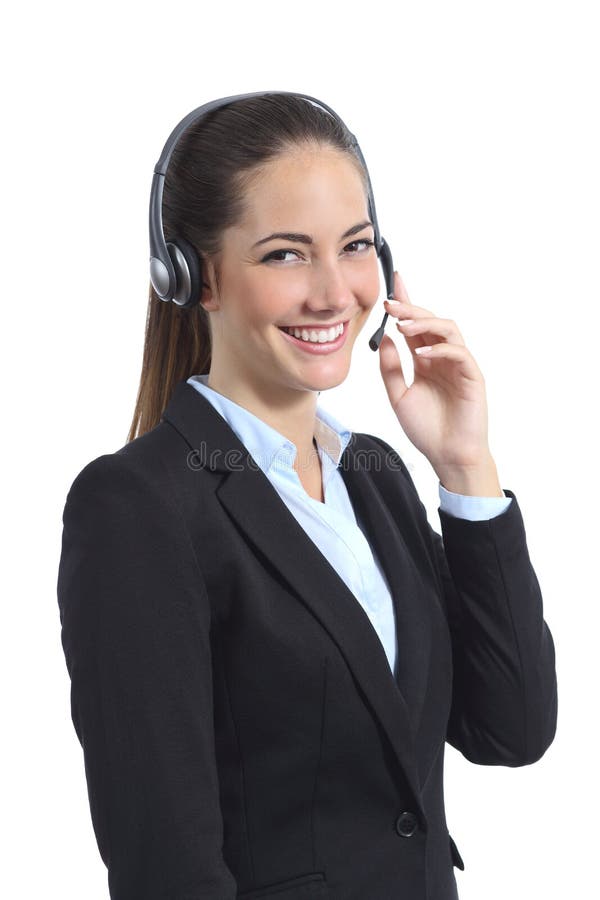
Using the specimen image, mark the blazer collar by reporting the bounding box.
[185,373,353,473]
[161,380,434,827]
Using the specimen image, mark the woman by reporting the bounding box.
[57,92,557,900]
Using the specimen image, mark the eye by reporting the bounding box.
[261,238,375,264]
[262,248,300,263]
[346,238,375,254]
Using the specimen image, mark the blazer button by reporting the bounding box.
[395,811,418,837]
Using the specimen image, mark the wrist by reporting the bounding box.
[434,456,504,497]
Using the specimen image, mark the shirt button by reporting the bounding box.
[395,811,418,837]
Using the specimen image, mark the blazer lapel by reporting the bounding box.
[338,451,433,740]
[161,381,430,824]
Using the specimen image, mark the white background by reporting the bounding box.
[3,1,597,897]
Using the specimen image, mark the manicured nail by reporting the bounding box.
[415,346,432,354]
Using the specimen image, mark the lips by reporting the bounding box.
[278,320,350,355]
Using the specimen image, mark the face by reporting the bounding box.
[201,145,381,400]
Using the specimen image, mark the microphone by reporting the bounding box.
[368,238,395,351]
[368,316,389,351]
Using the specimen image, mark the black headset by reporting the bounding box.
[149,90,393,351]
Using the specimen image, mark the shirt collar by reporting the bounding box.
[186,373,353,477]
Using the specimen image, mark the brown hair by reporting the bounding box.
[127,93,368,443]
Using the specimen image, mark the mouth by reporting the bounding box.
[277,319,348,337]
[277,319,350,355]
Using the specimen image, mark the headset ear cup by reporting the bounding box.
[165,235,203,309]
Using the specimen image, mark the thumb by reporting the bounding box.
[378,333,408,408]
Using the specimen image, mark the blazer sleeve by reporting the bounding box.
[368,435,558,767]
[56,453,238,900]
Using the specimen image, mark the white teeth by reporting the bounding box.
[285,323,344,343]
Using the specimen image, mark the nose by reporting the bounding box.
[304,259,355,315]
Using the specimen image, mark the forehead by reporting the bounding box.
[237,147,368,231]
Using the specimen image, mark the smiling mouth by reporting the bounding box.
[278,322,345,342]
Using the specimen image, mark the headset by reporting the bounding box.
[149,90,393,351]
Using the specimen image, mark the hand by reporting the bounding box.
[378,272,502,491]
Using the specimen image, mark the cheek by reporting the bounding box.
[226,282,281,333]
[251,286,307,331]
[257,270,308,312]
[361,261,381,308]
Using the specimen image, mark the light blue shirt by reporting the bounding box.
[186,374,512,678]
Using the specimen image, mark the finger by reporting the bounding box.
[385,296,437,319]
[393,270,410,303]
[411,341,482,379]
[384,300,465,347]
[391,272,436,318]
[378,333,409,405]
[395,316,465,347]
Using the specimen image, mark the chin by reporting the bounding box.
[304,362,351,394]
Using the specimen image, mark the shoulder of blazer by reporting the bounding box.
[61,420,189,537]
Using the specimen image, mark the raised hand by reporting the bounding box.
[377,271,503,496]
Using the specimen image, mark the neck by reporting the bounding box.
[205,370,320,465]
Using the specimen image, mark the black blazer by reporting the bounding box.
[57,380,558,900]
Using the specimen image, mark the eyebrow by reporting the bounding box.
[251,220,374,249]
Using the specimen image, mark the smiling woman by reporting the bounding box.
[194,142,381,431]
[127,94,383,445]
[57,92,557,900]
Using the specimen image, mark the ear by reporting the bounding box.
[199,255,220,312]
